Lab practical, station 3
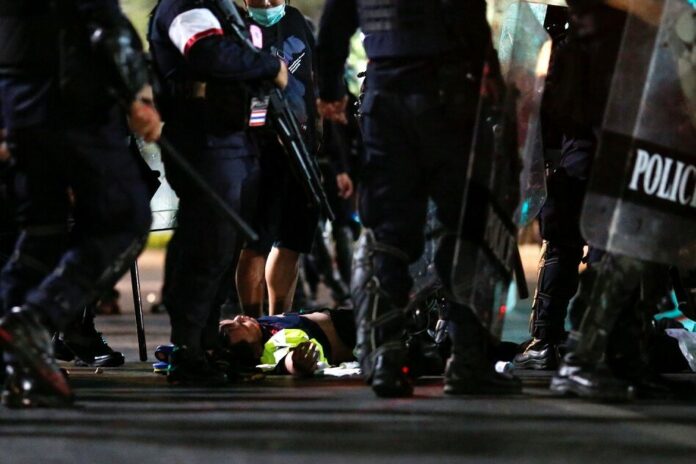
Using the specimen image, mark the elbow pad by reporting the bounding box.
[88,13,148,104]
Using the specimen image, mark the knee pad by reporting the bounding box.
[351,229,411,376]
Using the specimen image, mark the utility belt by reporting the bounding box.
[366,55,480,96]
[158,80,248,134]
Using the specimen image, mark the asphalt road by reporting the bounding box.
[2,247,695,463]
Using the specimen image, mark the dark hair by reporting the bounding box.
[226,342,260,368]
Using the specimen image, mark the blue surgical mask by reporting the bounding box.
[248,4,286,28]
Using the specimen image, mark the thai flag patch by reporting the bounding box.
[249,96,270,127]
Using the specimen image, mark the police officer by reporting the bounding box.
[149,0,288,385]
[550,0,692,401]
[317,0,521,398]
[513,1,627,371]
[0,0,160,407]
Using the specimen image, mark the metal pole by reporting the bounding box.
[130,261,148,362]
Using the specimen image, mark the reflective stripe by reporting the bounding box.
[168,8,224,56]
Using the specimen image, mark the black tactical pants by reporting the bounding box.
[533,134,600,341]
[358,79,477,314]
[0,109,152,331]
[161,129,259,351]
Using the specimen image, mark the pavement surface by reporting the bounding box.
[2,247,696,463]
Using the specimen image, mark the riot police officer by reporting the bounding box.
[0,0,160,407]
[513,0,627,370]
[551,0,696,401]
[317,0,521,398]
[148,0,287,385]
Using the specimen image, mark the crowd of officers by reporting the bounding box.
[0,0,691,408]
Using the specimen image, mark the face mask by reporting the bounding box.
[248,4,286,28]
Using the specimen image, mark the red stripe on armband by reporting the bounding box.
[183,28,224,56]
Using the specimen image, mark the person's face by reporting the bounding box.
[246,0,285,9]
[223,315,262,346]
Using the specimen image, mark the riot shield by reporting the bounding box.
[135,139,179,231]
[501,2,551,227]
[581,0,696,267]
[451,1,551,332]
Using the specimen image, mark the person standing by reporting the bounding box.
[236,0,320,317]
[316,0,521,398]
[0,0,160,407]
[149,0,288,385]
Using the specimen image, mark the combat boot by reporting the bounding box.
[59,308,125,367]
[2,363,71,408]
[351,230,413,398]
[444,319,522,395]
[370,343,413,398]
[550,354,634,402]
[0,307,74,407]
[512,338,560,370]
[167,345,227,387]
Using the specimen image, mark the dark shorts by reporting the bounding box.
[245,135,319,254]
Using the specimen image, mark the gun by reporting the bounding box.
[209,0,336,222]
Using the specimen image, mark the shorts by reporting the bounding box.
[245,134,319,254]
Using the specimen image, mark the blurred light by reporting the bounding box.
[536,39,553,77]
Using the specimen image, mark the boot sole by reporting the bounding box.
[74,354,125,368]
[512,357,557,371]
[372,381,414,398]
[550,377,634,402]
[0,328,74,404]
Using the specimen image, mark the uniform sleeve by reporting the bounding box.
[316,0,359,101]
[74,0,148,103]
[167,7,280,82]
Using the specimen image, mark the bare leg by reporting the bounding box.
[266,247,300,315]
[236,249,267,318]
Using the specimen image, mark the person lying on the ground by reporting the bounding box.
[218,310,356,377]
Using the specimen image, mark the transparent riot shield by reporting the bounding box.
[135,139,179,231]
[499,1,551,227]
[451,1,551,332]
[581,0,696,268]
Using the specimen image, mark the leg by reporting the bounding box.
[265,247,300,314]
[236,249,267,318]
[162,137,258,386]
[515,134,595,369]
[352,91,428,398]
[0,118,151,406]
[424,88,521,395]
[551,253,644,401]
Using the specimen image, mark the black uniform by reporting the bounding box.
[514,2,627,370]
[317,0,520,397]
[149,0,281,384]
[0,0,152,406]
[550,1,688,401]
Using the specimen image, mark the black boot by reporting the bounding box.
[0,307,73,407]
[2,363,71,408]
[60,306,125,367]
[518,242,582,371]
[370,343,413,398]
[351,230,413,398]
[444,317,522,395]
[512,338,560,370]
[167,345,227,387]
[550,354,634,402]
